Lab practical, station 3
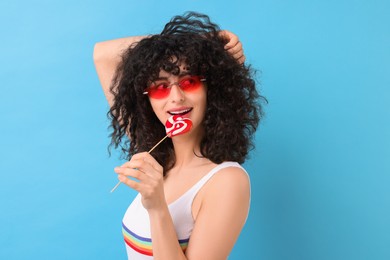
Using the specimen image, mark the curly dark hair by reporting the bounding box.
[108,11,266,174]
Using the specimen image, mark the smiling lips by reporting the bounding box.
[168,107,193,116]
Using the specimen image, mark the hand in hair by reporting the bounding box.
[219,30,245,64]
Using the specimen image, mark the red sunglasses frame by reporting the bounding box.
[143,75,206,99]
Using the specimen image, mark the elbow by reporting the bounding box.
[93,42,103,64]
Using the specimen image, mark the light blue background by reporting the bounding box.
[1,0,389,259]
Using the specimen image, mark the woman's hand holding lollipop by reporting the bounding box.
[110,115,192,193]
[114,152,165,210]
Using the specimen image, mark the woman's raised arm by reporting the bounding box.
[93,36,146,106]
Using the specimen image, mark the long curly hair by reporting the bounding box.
[108,12,266,174]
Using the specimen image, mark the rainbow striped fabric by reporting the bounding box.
[122,222,189,256]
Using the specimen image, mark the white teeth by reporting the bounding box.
[169,108,191,115]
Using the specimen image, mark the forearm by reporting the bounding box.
[148,206,187,260]
[93,36,145,64]
[93,35,146,106]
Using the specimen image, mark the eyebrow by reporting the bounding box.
[153,72,191,81]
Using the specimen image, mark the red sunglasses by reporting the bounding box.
[143,75,206,99]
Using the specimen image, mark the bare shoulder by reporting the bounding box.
[197,164,251,215]
[206,165,250,195]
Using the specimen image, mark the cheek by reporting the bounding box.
[149,100,166,123]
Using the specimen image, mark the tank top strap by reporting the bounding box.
[185,161,244,199]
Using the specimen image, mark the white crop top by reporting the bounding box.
[121,161,246,259]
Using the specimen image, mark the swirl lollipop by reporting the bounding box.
[165,115,192,137]
[110,115,192,192]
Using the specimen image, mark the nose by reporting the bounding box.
[168,84,185,103]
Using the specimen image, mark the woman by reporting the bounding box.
[94,12,264,259]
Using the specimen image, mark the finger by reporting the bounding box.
[114,166,146,181]
[224,37,239,50]
[230,50,244,62]
[117,174,142,191]
[227,41,243,56]
[121,151,149,167]
[220,30,239,49]
[237,54,246,65]
[129,152,163,173]
[121,157,162,179]
[232,50,244,60]
[142,154,164,173]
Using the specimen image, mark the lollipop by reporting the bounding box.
[165,115,192,137]
[110,115,192,192]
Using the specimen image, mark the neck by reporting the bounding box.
[171,130,204,169]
